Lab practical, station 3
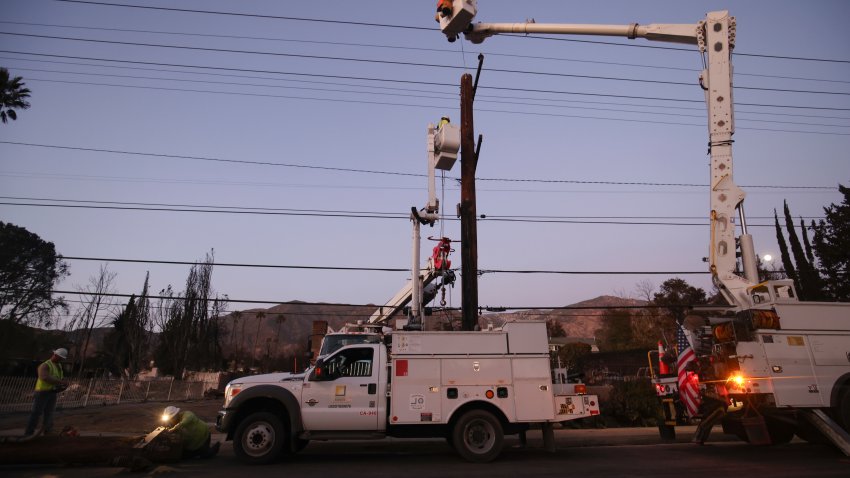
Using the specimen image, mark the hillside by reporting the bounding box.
[488,295,646,338]
[221,295,647,356]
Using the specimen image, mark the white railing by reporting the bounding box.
[0,376,220,413]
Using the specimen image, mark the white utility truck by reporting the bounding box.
[216,321,599,464]
[436,0,850,453]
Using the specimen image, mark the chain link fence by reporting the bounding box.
[0,376,219,413]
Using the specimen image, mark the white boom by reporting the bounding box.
[439,2,762,311]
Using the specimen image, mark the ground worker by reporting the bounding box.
[24,348,69,436]
[161,406,220,459]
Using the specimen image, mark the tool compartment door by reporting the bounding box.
[512,357,555,421]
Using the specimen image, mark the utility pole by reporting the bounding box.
[459,73,479,331]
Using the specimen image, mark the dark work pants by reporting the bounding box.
[25,391,58,435]
[183,433,212,458]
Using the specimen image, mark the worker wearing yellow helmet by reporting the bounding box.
[162,406,220,459]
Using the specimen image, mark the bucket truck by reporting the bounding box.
[437,0,850,453]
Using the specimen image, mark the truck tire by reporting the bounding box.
[233,412,286,465]
[451,410,504,463]
[766,419,794,445]
[657,423,676,441]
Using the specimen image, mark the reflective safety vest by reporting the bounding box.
[34,360,63,392]
[171,411,210,451]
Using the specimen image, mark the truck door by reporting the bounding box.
[301,344,381,430]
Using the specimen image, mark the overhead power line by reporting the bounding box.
[0,196,827,221]
[5,51,848,112]
[9,66,850,128]
[0,200,822,228]
[56,255,714,275]
[3,20,848,85]
[512,34,850,64]
[4,31,849,97]
[4,56,849,121]
[10,77,850,134]
[14,287,721,311]
[51,0,850,64]
[0,141,839,190]
[52,0,433,31]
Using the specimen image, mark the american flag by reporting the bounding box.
[677,324,701,417]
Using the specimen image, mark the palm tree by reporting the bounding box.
[0,68,31,123]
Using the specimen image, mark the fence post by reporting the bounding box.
[167,377,174,401]
[83,378,94,408]
[145,380,151,401]
[117,379,125,405]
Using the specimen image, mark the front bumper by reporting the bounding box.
[216,410,233,436]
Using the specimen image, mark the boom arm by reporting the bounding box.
[367,265,453,324]
[438,4,758,310]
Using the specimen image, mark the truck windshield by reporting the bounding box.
[319,334,381,357]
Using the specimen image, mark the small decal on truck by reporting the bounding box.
[335,385,346,397]
[787,336,805,346]
[410,394,425,410]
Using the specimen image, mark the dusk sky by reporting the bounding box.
[2,0,848,326]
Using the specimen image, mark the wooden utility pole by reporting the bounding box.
[459,73,479,331]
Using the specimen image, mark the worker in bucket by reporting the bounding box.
[161,406,220,459]
[24,348,69,436]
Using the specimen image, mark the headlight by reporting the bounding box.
[224,382,243,407]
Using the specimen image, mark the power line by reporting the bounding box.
[50,0,850,64]
[5,50,848,112]
[3,20,848,85]
[511,34,850,64]
[5,56,850,120]
[4,31,850,97]
[0,32,697,88]
[0,196,826,221]
[2,200,816,228]
[10,77,850,135]
[0,142,839,189]
[58,255,713,275]
[52,0,433,32]
[24,287,722,311]
[10,66,850,129]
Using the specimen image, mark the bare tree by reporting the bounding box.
[104,272,153,378]
[153,251,228,378]
[65,264,117,377]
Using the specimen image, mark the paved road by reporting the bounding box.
[2,429,848,477]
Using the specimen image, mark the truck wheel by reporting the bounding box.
[233,412,286,465]
[766,420,794,445]
[451,410,504,463]
[657,423,676,441]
